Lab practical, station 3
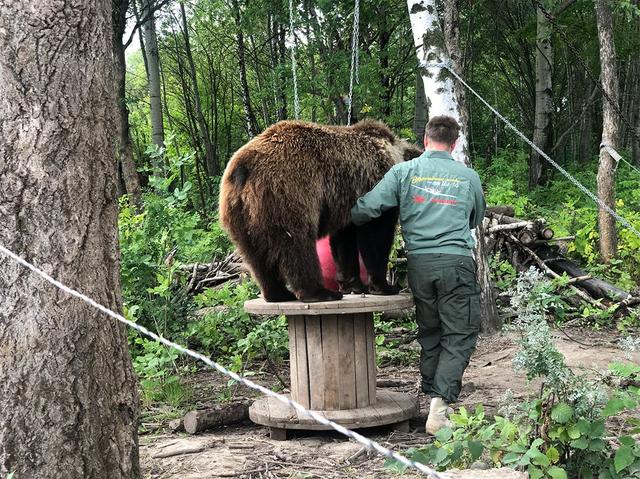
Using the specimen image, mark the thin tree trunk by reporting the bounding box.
[142,0,165,150]
[408,0,500,333]
[231,0,259,138]
[530,6,553,189]
[0,1,140,476]
[179,2,218,176]
[595,0,619,261]
[113,0,143,207]
[413,70,427,144]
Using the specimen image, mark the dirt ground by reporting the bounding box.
[140,328,639,478]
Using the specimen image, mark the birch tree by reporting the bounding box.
[0,0,140,476]
[530,3,553,189]
[141,0,166,149]
[407,0,500,332]
[595,0,620,261]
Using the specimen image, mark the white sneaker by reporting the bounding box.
[425,397,453,435]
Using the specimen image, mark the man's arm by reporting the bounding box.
[351,168,399,226]
[469,173,486,229]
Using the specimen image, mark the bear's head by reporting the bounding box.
[350,120,424,164]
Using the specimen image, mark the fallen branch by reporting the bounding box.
[509,234,607,310]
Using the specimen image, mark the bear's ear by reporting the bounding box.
[399,140,424,162]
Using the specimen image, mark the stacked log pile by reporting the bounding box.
[485,206,637,311]
[177,252,247,294]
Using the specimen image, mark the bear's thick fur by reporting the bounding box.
[219,120,423,302]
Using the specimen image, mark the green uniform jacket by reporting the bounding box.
[351,150,486,257]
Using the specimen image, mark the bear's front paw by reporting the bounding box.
[368,283,400,295]
[299,288,343,303]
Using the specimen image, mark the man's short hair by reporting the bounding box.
[425,116,460,146]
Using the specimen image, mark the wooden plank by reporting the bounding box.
[287,317,298,405]
[305,315,325,410]
[338,314,357,409]
[294,316,310,408]
[353,313,370,408]
[365,312,377,404]
[243,294,414,316]
[321,314,340,410]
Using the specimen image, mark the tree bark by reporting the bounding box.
[529,5,553,189]
[408,0,500,333]
[0,1,140,477]
[232,0,259,138]
[141,0,165,150]
[179,2,218,176]
[595,0,619,262]
[413,71,428,144]
[113,0,143,206]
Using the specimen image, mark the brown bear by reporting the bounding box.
[219,120,423,303]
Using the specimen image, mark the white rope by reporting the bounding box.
[347,0,360,125]
[420,61,640,241]
[601,144,640,177]
[0,242,447,478]
[289,0,300,120]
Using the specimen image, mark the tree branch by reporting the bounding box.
[123,0,174,50]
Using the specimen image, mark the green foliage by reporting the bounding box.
[186,281,288,371]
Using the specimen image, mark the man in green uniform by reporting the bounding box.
[351,115,486,435]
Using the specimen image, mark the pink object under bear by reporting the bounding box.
[316,236,368,291]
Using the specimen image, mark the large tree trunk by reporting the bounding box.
[141,0,165,150]
[180,2,218,176]
[595,0,619,262]
[0,1,140,477]
[408,0,500,333]
[232,0,259,138]
[113,0,143,206]
[529,5,553,189]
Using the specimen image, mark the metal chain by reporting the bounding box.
[0,242,448,479]
[289,0,300,119]
[421,60,640,240]
[347,0,360,125]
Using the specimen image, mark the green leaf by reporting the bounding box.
[503,452,521,464]
[615,445,635,473]
[528,466,544,479]
[603,398,627,417]
[383,458,407,473]
[468,440,484,461]
[619,436,636,447]
[434,446,449,464]
[589,420,606,438]
[435,427,453,443]
[531,450,550,467]
[570,437,589,450]
[546,446,560,464]
[551,402,574,424]
[567,424,582,439]
[547,466,568,479]
[589,439,606,452]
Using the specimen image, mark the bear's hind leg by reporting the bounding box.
[330,225,367,294]
[280,239,343,303]
[243,250,296,302]
[356,209,400,295]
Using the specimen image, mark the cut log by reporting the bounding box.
[183,400,251,434]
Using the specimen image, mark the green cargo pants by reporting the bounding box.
[407,253,481,404]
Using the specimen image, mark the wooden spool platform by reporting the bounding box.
[245,294,417,439]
